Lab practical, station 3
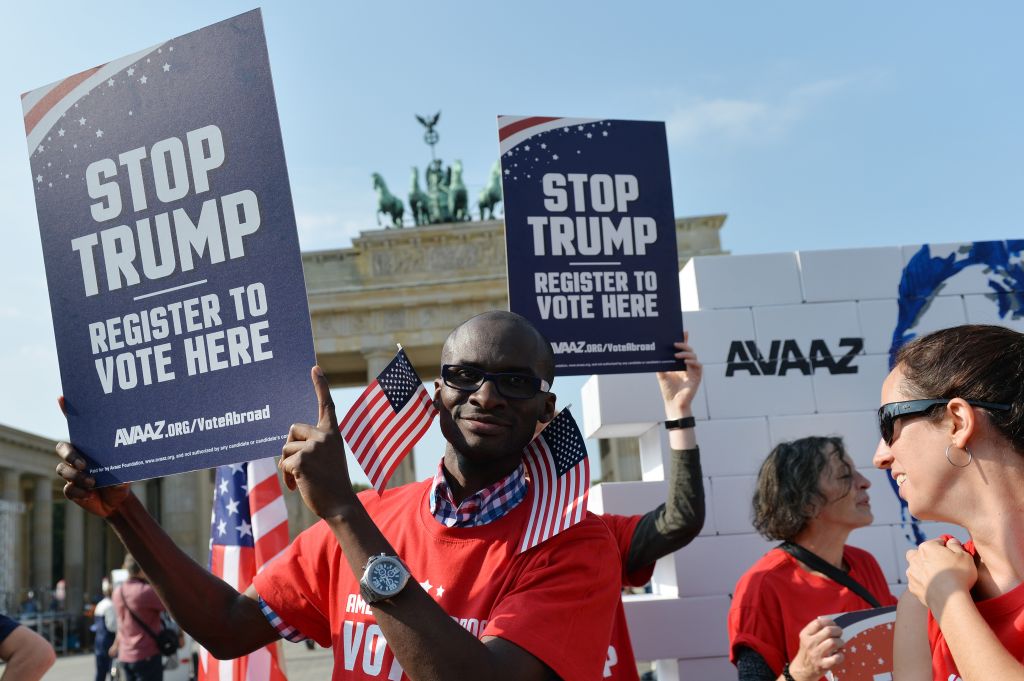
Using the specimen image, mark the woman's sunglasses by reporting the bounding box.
[878,398,1011,446]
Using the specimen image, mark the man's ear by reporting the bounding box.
[947,398,977,449]
[538,392,557,425]
[433,378,443,409]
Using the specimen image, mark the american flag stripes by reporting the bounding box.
[340,348,438,493]
[519,408,591,554]
[497,115,602,156]
[200,458,289,681]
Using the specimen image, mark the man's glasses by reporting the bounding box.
[441,364,550,400]
[878,398,1011,445]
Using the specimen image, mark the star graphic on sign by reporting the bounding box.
[540,143,547,149]
[146,58,151,63]
[504,169,510,175]
[435,585,444,597]
[163,63,171,72]
[602,131,608,136]
[127,67,135,76]
[219,478,229,496]
[58,129,65,136]
[107,79,115,87]
[36,145,44,153]
[35,175,41,183]
[128,111,133,116]
[225,499,240,516]
[140,76,148,84]
[217,519,227,536]
[552,154,559,160]
[586,133,592,139]
[524,145,530,151]
[96,130,104,138]
[237,520,253,538]
[419,579,432,592]
[78,117,86,126]
[48,182,52,187]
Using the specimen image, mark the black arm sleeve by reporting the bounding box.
[624,446,705,574]
[735,646,777,681]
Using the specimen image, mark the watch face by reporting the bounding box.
[370,559,405,595]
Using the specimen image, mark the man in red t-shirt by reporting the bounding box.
[598,334,705,680]
[57,311,623,681]
[111,554,167,681]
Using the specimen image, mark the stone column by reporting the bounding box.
[84,513,105,600]
[131,481,148,513]
[31,478,53,594]
[162,472,202,563]
[2,470,22,599]
[63,501,85,614]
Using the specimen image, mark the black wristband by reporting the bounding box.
[782,662,797,681]
[663,416,695,430]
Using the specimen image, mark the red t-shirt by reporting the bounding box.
[113,578,166,662]
[253,479,621,681]
[598,514,654,681]
[728,546,897,676]
[927,539,1024,679]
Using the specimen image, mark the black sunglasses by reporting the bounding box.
[441,364,550,400]
[878,398,1012,445]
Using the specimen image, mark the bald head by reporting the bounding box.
[442,311,555,383]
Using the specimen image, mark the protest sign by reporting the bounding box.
[498,116,683,376]
[825,605,897,681]
[23,10,316,486]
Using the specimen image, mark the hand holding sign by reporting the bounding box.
[54,396,131,518]
[279,366,355,520]
[788,616,845,681]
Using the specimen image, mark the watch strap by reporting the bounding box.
[782,662,797,681]
[663,416,696,430]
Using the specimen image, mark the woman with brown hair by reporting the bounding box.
[729,436,896,681]
[873,324,1024,680]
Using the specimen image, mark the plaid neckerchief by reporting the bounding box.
[428,459,527,528]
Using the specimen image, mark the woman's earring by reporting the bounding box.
[945,444,973,468]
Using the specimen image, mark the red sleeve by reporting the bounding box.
[600,513,655,587]
[728,566,788,674]
[252,521,335,647]
[483,518,621,681]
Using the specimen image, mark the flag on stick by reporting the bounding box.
[200,457,289,681]
[340,348,438,493]
[519,408,591,554]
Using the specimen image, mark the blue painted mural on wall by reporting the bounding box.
[888,239,1024,543]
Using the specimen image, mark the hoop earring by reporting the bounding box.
[945,444,973,468]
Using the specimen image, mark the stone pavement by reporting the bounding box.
[41,641,333,680]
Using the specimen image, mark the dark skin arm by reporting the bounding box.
[55,401,278,660]
[278,366,555,681]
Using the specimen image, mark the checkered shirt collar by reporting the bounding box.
[428,458,527,528]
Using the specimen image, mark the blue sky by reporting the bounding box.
[3,2,1022,483]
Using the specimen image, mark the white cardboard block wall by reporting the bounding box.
[703,363,816,418]
[624,593,731,660]
[752,301,862,349]
[708,475,757,535]
[697,417,771,477]
[766,411,879,468]
[581,372,708,439]
[900,242,1024,295]
[857,296,968,355]
[679,307,756,365]
[811,352,891,413]
[797,246,904,302]
[964,293,1024,331]
[679,252,803,310]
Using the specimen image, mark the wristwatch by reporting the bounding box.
[359,553,411,604]
[663,416,696,430]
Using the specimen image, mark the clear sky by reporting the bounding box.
[3,2,1023,483]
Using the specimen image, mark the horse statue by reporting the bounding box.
[478,160,503,220]
[448,160,470,222]
[371,172,404,228]
[408,167,429,226]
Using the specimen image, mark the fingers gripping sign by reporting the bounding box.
[790,616,845,681]
[279,366,354,519]
[54,396,131,518]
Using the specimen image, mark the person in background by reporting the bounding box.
[597,332,706,679]
[111,555,165,681]
[872,324,1024,681]
[0,613,56,681]
[93,576,117,681]
[729,436,896,681]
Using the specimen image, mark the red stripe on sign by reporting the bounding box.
[497,116,560,142]
[23,66,103,135]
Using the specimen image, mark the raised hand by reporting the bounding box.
[655,331,703,419]
[906,536,978,612]
[54,396,131,518]
[278,366,355,519]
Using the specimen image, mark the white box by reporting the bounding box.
[624,594,731,660]
[797,246,905,302]
[811,353,890,413]
[963,294,1024,332]
[709,476,757,535]
[704,363,816,418]
[858,296,967,355]
[679,253,803,310]
[697,417,772,477]
[591,474,716,537]
[847,524,900,585]
[661,533,775,599]
[582,373,707,438]
[767,411,879,469]
[752,302,863,353]
[681,308,756,365]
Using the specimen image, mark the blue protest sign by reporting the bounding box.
[498,116,684,375]
[23,10,316,486]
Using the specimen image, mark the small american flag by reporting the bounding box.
[340,348,438,493]
[200,458,289,681]
[519,408,591,554]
